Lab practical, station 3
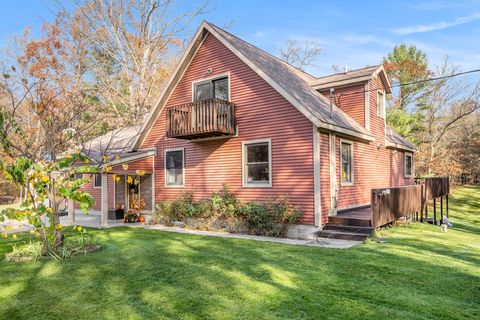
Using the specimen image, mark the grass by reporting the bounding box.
[0,186,479,319]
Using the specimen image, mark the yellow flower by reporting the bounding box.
[76,149,81,154]
[105,166,112,172]
[12,234,17,240]
[103,155,107,162]
[55,224,63,230]
[115,176,121,182]
[127,176,133,184]
[46,207,53,214]
[115,155,121,161]
[85,159,90,164]
[136,169,145,176]
[41,175,49,183]
[122,164,129,170]
[2,233,7,238]
[112,174,117,180]
[77,226,83,232]
[6,226,13,231]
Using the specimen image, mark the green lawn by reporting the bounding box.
[1,186,479,319]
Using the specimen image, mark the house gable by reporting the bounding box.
[139,30,317,224]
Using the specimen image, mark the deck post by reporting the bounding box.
[440,196,444,224]
[67,199,75,224]
[101,173,108,227]
[433,198,437,225]
[425,200,428,223]
[446,195,449,218]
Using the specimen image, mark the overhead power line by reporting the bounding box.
[329,68,480,99]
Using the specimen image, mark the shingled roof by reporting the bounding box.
[311,65,391,93]
[134,21,377,148]
[385,127,416,152]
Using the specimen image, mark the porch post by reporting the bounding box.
[67,199,75,224]
[101,173,109,227]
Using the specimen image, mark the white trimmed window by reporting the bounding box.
[340,140,354,185]
[94,173,102,188]
[193,75,229,102]
[405,152,413,177]
[377,90,386,118]
[165,148,184,187]
[242,139,272,187]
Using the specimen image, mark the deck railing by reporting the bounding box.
[371,185,423,228]
[371,176,451,227]
[166,98,236,139]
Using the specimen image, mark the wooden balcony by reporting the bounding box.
[166,98,236,139]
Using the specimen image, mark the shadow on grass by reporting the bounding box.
[1,226,479,320]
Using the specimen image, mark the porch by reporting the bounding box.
[68,151,155,226]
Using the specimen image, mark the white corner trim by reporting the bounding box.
[339,139,354,186]
[241,138,272,188]
[364,82,370,131]
[313,126,321,226]
[329,133,337,215]
[164,147,185,188]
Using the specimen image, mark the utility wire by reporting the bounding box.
[327,68,480,99]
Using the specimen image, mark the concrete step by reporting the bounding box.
[328,216,372,227]
[323,224,374,234]
[316,230,370,241]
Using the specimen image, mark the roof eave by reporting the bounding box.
[385,140,416,152]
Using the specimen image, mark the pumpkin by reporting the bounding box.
[138,216,145,222]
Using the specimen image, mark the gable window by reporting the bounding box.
[165,148,184,187]
[405,152,413,177]
[94,173,102,188]
[194,76,229,102]
[340,141,354,185]
[377,90,385,118]
[242,139,272,187]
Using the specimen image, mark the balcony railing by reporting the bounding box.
[166,98,236,139]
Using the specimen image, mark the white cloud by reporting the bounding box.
[393,12,480,35]
[340,34,394,47]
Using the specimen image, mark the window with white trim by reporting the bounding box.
[377,90,385,118]
[94,173,102,188]
[243,140,271,187]
[341,141,353,184]
[165,149,184,186]
[405,153,413,177]
[194,76,229,102]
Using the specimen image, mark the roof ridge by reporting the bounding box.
[316,64,382,80]
[206,22,316,81]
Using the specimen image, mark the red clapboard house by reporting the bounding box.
[75,21,415,238]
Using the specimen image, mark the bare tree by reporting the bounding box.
[280,39,321,71]
[58,0,207,126]
[415,58,480,175]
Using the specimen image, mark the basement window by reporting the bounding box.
[242,139,272,187]
[340,141,354,185]
[193,76,229,101]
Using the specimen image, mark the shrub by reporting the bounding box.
[240,196,303,237]
[151,187,303,238]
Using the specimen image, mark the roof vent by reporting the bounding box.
[344,65,349,73]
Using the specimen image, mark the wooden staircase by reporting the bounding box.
[317,207,374,241]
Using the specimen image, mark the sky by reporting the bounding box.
[1,0,480,79]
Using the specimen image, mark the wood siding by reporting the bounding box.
[320,84,366,127]
[140,33,316,224]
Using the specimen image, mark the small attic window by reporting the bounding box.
[377,91,386,118]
